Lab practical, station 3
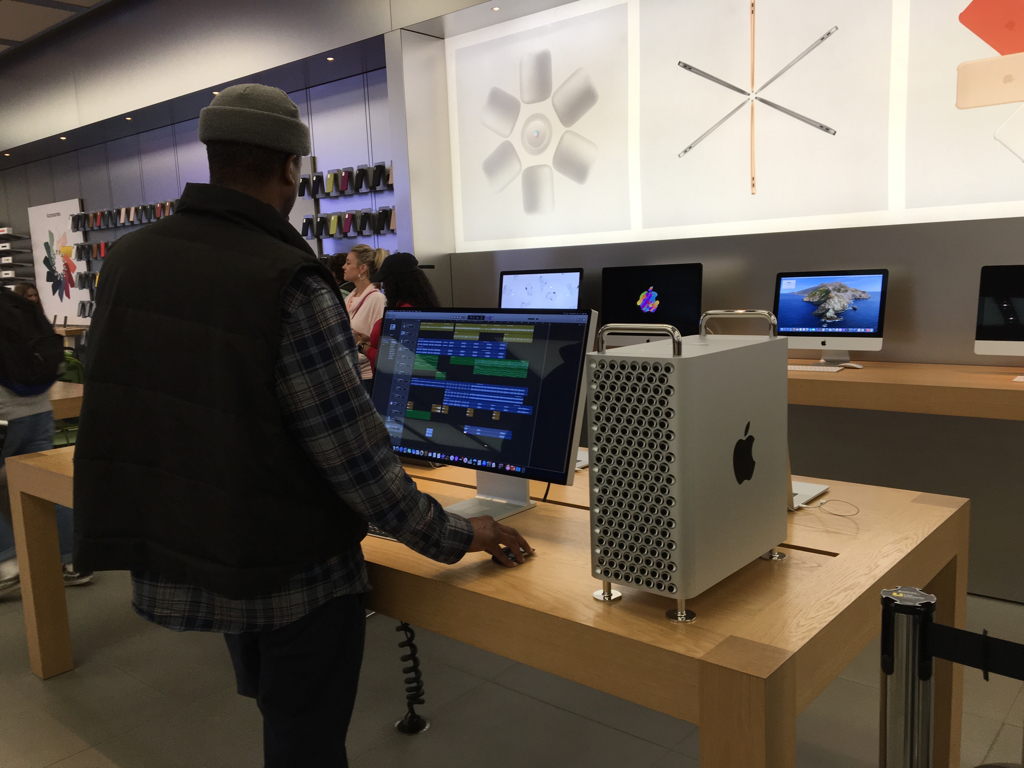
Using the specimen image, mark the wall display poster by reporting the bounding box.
[27,199,87,326]
[446,0,1024,252]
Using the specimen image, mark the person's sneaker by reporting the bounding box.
[62,564,93,587]
[0,573,19,597]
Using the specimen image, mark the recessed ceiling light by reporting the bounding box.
[3,153,9,157]
[326,57,334,61]
[59,136,66,141]
[492,5,500,10]
[212,91,219,95]
[125,116,132,121]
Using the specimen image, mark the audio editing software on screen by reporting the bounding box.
[372,310,589,482]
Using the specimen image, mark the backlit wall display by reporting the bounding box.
[446,0,1024,252]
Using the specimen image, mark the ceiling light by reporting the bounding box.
[326,57,334,61]
[59,136,66,141]
[3,153,8,157]
[212,91,219,95]
[492,6,500,10]
[125,116,132,121]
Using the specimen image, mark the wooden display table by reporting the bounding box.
[49,381,83,421]
[787,359,1024,420]
[7,448,968,768]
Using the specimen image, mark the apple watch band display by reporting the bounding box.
[300,163,391,199]
[301,206,397,240]
[70,199,178,232]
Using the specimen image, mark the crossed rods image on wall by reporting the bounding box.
[677,1,838,194]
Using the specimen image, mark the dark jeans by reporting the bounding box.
[224,594,367,768]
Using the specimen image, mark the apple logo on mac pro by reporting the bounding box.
[733,422,756,484]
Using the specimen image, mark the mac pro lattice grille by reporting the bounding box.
[588,357,681,595]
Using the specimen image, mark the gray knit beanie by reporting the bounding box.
[198,84,311,156]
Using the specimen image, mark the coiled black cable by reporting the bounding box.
[394,622,429,734]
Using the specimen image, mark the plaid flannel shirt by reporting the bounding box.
[131,271,474,633]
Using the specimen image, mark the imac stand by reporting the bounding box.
[444,471,536,521]
[818,348,850,365]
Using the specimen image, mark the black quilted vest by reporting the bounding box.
[73,183,367,599]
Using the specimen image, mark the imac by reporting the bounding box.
[773,269,889,368]
[371,307,596,520]
[499,268,583,310]
[600,263,703,345]
[975,265,1024,356]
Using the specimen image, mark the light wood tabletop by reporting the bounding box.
[787,359,1024,420]
[49,382,83,421]
[370,468,968,768]
[6,447,968,767]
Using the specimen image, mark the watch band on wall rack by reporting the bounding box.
[299,162,392,199]
[70,200,177,232]
[302,207,396,240]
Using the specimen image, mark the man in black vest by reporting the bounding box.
[73,84,531,768]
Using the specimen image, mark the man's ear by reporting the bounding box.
[284,155,301,187]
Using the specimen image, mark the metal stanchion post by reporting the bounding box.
[880,587,936,768]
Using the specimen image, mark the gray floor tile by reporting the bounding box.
[45,748,120,767]
[493,662,696,748]
[347,615,488,760]
[350,682,669,768]
[983,723,1023,765]
[1008,687,1024,727]
[961,713,1005,768]
[394,620,518,681]
[649,751,698,768]
[74,688,263,768]
[97,625,237,704]
[0,682,94,768]
[3,656,179,748]
[837,635,881,690]
[796,677,879,768]
[964,664,1023,723]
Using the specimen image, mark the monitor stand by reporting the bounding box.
[799,349,850,368]
[443,471,537,522]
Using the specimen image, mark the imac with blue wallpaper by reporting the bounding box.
[773,269,889,366]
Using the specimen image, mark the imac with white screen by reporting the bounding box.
[371,307,596,520]
[773,269,889,367]
[499,268,583,310]
[975,265,1024,356]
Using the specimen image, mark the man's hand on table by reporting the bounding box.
[467,516,533,567]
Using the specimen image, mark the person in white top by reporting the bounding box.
[342,245,387,391]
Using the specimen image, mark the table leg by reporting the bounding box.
[926,548,968,768]
[698,637,797,767]
[10,491,73,679]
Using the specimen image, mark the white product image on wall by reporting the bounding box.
[481,52,600,215]
[451,2,629,244]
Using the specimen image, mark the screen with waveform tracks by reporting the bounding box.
[371,308,592,484]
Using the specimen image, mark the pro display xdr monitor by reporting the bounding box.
[773,269,889,364]
[975,265,1024,356]
[600,263,703,344]
[372,308,595,519]
[499,268,583,310]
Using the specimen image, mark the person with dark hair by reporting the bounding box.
[12,282,40,304]
[72,84,531,768]
[364,252,440,374]
[325,253,350,296]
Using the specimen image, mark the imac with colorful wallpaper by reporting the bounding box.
[499,268,583,310]
[371,307,596,521]
[773,269,889,368]
[600,263,703,346]
[975,265,1024,356]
